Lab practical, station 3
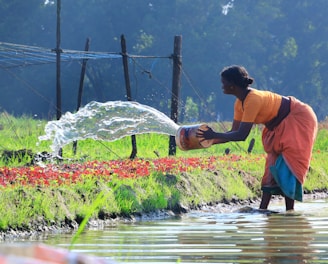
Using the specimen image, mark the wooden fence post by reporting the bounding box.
[121,34,137,159]
[56,0,62,121]
[55,0,63,157]
[73,37,90,155]
[169,35,182,156]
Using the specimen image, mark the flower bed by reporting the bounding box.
[0,154,264,187]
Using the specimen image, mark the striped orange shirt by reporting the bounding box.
[234,89,282,124]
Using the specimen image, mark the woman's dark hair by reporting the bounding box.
[220,65,254,89]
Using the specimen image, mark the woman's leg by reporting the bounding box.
[285,196,295,211]
[259,192,272,209]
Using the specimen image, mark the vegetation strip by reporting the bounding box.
[0,115,327,239]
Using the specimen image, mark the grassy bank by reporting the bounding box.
[0,113,327,233]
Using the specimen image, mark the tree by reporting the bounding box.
[0,0,328,120]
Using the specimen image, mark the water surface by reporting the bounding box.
[40,199,328,263]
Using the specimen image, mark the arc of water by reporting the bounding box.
[39,100,180,154]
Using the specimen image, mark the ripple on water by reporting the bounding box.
[41,199,328,263]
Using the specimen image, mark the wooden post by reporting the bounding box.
[73,37,90,155]
[121,34,137,159]
[247,138,255,153]
[55,0,62,157]
[56,0,62,121]
[168,35,182,156]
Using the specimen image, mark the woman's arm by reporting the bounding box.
[211,120,240,144]
[197,120,253,143]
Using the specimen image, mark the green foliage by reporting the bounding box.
[70,190,107,249]
[114,183,141,215]
[133,30,154,53]
[282,37,298,58]
[184,97,199,122]
[1,1,328,120]
[314,129,328,151]
[304,152,328,191]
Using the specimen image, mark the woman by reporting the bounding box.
[196,65,318,211]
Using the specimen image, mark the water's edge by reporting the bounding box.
[1,191,327,242]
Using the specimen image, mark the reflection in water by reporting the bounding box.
[177,211,322,263]
[25,200,328,263]
[230,213,315,263]
[262,214,315,263]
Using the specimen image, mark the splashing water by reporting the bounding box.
[222,0,234,15]
[39,101,180,154]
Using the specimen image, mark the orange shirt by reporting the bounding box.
[234,89,282,124]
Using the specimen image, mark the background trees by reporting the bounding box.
[0,0,327,121]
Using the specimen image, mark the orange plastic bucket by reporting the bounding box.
[175,124,214,151]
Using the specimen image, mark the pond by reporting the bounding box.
[9,199,328,263]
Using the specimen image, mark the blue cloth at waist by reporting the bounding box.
[269,155,303,202]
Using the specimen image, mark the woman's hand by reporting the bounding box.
[196,126,217,140]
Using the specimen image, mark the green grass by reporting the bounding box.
[0,113,266,164]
